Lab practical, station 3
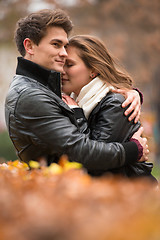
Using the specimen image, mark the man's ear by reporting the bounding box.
[23,38,35,55]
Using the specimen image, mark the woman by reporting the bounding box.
[62,35,155,180]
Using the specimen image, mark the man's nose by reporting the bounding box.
[60,47,68,57]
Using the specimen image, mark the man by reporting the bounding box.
[5,9,148,171]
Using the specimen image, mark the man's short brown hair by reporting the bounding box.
[14,9,73,56]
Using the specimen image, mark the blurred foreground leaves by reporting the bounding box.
[0,157,159,240]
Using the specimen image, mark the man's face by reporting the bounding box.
[28,26,68,72]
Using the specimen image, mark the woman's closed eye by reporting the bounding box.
[66,64,73,67]
[65,61,74,67]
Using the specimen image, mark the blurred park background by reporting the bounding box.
[0,0,160,176]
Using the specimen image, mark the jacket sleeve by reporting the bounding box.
[15,89,137,171]
[89,93,140,143]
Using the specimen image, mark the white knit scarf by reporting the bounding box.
[71,77,115,119]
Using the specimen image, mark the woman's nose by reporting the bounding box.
[61,70,66,76]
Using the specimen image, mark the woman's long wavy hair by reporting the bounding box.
[68,35,133,89]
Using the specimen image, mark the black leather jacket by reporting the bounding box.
[5,57,138,171]
[87,92,154,177]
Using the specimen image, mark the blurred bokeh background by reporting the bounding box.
[0,0,160,176]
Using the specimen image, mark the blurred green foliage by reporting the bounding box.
[0,131,17,162]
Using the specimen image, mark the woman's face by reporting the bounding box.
[62,46,92,95]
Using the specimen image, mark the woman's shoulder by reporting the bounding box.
[90,92,125,117]
[101,92,125,105]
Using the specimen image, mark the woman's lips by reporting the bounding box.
[61,78,69,84]
[62,78,69,81]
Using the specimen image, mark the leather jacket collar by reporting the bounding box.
[16,57,62,98]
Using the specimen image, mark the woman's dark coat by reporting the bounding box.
[87,92,154,178]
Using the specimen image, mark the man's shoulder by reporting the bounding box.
[11,74,53,98]
[6,74,56,110]
[12,74,44,90]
